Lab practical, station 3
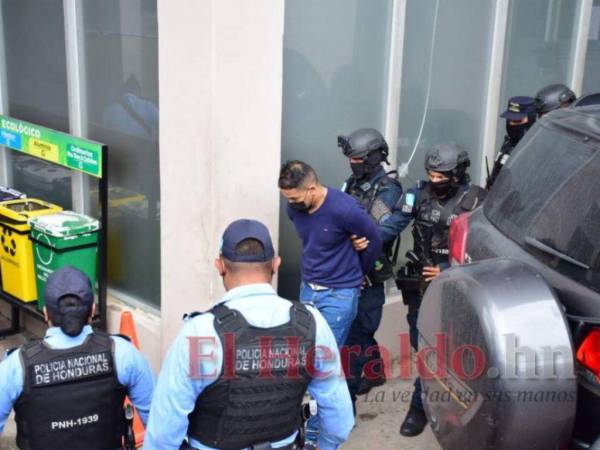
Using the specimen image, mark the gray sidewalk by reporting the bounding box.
[344,376,440,450]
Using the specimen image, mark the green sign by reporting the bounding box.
[0,115,104,178]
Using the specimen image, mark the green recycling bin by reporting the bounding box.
[30,211,100,311]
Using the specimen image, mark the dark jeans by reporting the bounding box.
[346,284,385,400]
[404,290,424,411]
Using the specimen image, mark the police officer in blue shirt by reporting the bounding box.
[144,219,354,450]
[392,143,486,437]
[486,96,537,190]
[0,266,155,450]
[338,129,408,401]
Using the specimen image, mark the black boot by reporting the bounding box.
[399,405,427,437]
[356,374,386,396]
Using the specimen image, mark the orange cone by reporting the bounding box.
[120,311,145,448]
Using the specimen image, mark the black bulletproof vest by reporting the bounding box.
[346,173,398,257]
[188,302,316,450]
[14,332,128,450]
[414,183,487,265]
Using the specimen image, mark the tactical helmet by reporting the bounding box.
[534,84,576,115]
[337,128,389,162]
[425,142,470,182]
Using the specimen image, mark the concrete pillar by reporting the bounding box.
[157,0,285,359]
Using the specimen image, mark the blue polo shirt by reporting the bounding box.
[144,283,354,450]
[287,187,382,288]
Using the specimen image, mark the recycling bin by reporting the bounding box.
[30,211,99,310]
[0,186,25,201]
[0,199,62,301]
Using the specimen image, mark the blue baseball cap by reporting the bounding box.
[500,96,537,120]
[220,219,275,262]
[45,266,94,314]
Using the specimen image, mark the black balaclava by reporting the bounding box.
[351,151,383,180]
[506,110,537,143]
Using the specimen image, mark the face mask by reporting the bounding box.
[289,190,312,213]
[506,122,530,143]
[289,201,310,213]
[351,162,366,179]
[431,179,453,198]
[350,152,382,179]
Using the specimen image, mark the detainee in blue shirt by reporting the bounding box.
[278,160,381,448]
[144,219,354,450]
[278,160,382,345]
[0,266,155,450]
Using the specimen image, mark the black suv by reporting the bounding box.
[418,105,600,449]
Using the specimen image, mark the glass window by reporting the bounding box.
[497,0,578,147]
[528,152,600,293]
[2,0,73,209]
[279,0,393,298]
[82,0,160,307]
[582,0,600,94]
[484,124,596,244]
[396,0,495,185]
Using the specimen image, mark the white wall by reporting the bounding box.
[157,0,285,359]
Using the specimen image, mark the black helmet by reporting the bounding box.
[338,128,389,162]
[425,142,470,183]
[534,84,576,115]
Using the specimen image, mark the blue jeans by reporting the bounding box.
[299,282,360,443]
[299,282,360,346]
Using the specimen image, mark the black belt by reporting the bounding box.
[180,442,295,450]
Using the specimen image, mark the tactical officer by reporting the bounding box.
[338,128,408,400]
[486,96,537,190]
[534,83,576,117]
[394,143,486,437]
[144,219,354,450]
[0,266,155,450]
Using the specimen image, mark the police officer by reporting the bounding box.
[534,83,576,118]
[395,143,487,437]
[338,128,408,400]
[485,96,537,190]
[0,266,155,450]
[144,219,354,450]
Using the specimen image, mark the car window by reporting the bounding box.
[485,124,599,292]
[484,125,596,242]
[528,152,600,292]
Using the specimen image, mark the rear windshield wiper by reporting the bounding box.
[524,236,590,270]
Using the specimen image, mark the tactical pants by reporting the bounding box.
[346,283,385,400]
[404,290,423,411]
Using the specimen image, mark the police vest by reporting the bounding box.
[187,302,316,450]
[344,172,400,227]
[486,136,517,190]
[14,332,128,450]
[414,183,487,265]
[345,172,401,282]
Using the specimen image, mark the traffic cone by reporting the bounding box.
[120,311,145,448]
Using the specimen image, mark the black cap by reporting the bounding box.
[220,219,275,262]
[45,266,94,315]
[500,96,536,120]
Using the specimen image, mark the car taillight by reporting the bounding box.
[449,212,470,265]
[577,328,600,382]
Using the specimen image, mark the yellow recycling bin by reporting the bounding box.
[0,199,62,301]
